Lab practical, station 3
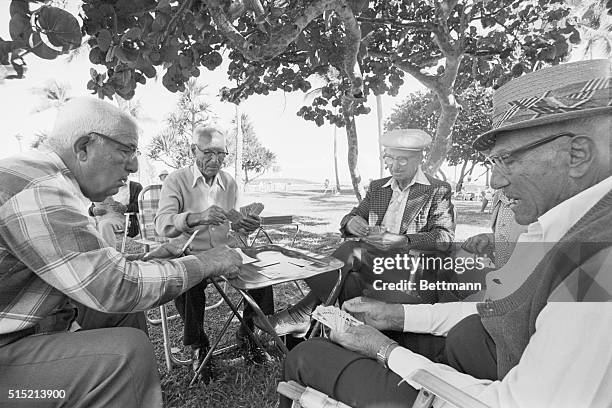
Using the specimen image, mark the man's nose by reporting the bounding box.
[126,156,139,173]
[490,166,508,190]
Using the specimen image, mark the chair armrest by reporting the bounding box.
[277,381,353,408]
[409,369,490,408]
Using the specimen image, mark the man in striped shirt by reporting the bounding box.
[0,97,242,407]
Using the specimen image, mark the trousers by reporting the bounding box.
[281,314,497,408]
[0,305,161,407]
[174,282,274,347]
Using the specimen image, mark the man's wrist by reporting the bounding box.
[376,339,399,368]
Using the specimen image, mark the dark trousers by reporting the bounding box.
[281,314,497,408]
[76,303,148,335]
[306,241,449,306]
[174,282,274,348]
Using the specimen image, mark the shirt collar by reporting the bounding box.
[535,175,612,242]
[382,166,430,191]
[190,163,225,190]
[43,150,92,210]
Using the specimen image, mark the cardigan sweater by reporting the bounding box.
[478,189,612,378]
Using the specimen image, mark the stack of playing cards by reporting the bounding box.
[240,202,264,217]
[311,305,363,332]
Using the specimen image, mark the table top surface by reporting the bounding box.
[229,244,344,290]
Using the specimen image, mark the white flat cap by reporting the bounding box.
[380,129,432,151]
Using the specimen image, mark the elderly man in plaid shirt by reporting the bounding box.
[255,129,456,337]
[0,98,242,407]
[281,59,612,408]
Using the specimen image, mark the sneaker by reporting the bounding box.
[236,329,272,364]
[252,306,311,337]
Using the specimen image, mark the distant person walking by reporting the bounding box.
[322,178,330,194]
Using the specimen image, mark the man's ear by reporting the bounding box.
[568,136,595,178]
[73,135,93,162]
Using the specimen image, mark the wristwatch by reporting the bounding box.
[376,340,399,369]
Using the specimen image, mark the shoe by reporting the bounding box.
[236,328,272,364]
[191,346,215,384]
[252,306,311,337]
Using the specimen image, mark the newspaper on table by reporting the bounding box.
[311,305,363,332]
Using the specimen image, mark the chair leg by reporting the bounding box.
[159,304,174,371]
[204,281,227,311]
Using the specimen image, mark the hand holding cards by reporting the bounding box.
[312,305,363,332]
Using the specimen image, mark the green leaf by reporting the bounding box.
[97,29,112,52]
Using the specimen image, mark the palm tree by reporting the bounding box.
[571,0,612,59]
[147,79,216,169]
[30,80,72,113]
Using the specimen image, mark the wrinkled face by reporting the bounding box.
[193,130,227,180]
[489,126,573,225]
[383,147,422,186]
[79,122,140,202]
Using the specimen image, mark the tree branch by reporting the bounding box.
[355,16,437,32]
[369,50,438,89]
[206,0,363,98]
[161,0,194,45]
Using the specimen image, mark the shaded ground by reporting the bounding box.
[126,188,490,407]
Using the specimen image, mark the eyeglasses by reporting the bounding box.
[195,145,228,161]
[383,154,416,167]
[90,132,141,160]
[485,132,574,173]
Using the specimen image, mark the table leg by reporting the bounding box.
[308,268,343,340]
[189,297,244,386]
[236,287,290,355]
[211,280,271,354]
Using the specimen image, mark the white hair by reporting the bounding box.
[192,124,226,146]
[47,97,139,151]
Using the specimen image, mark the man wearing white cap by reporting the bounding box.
[280,59,612,408]
[254,129,455,337]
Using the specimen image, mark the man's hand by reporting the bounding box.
[91,206,107,216]
[361,232,408,251]
[346,216,369,237]
[233,214,261,234]
[330,324,392,360]
[195,205,228,226]
[461,233,494,255]
[193,246,242,279]
[146,242,190,260]
[342,297,404,331]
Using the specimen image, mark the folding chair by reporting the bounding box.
[136,184,225,370]
[277,369,490,408]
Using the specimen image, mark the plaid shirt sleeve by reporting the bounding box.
[0,182,205,314]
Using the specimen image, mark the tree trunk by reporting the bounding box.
[234,104,244,191]
[456,160,477,192]
[333,123,341,193]
[244,168,250,184]
[436,169,447,181]
[341,98,363,201]
[424,96,460,175]
[376,94,384,178]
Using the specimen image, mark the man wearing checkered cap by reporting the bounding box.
[280,59,612,408]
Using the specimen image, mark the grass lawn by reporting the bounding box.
[127,188,490,407]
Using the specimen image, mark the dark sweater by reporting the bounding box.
[477,189,612,379]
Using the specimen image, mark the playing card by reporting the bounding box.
[311,306,363,332]
[227,208,243,223]
[240,202,265,216]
